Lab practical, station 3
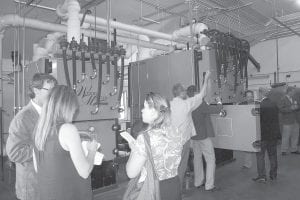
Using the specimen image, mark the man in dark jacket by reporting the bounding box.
[253,87,281,183]
[278,86,299,155]
[187,85,222,191]
[6,73,57,200]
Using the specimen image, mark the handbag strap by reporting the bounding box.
[143,131,159,180]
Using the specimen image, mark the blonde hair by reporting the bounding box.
[35,85,79,151]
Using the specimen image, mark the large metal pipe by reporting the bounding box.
[0,14,172,51]
[81,14,189,43]
[172,23,209,45]
[0,31,4,180]
[56,0,81,42]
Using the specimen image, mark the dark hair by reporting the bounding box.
[172,83,184,97]
[187,85,197,97]
[145,92,171,129]
[28,73,58,99]
[244,90,254,96]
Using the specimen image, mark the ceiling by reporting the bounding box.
[1,0,300,60]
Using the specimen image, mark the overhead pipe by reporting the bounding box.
[81,14,190,43]
[17,0,190,44]
[0,14,172,51]
[171,23,209,45]
[82,17,209,44]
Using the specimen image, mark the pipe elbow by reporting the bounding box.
[111,102,120,110]
[91,105,100,115]
[77,73,86,83]
[56,4,68,19]
[89,70,97,79]
[102,76,110,84]
[110,87,118,96]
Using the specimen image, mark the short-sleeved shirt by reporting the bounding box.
[133,127,182,182]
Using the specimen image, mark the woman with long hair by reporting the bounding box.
[33,85,98,200]
[125,92,183,200]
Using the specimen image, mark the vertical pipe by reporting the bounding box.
[193,50,200,92]
[13,28,17,116]
[17,24,20,110]
[22,17,25,107]
[106,0,111,47]
[276,38,279,82]
[67,0,81,42]
[187,0,194,45]
[17,1,21,110]
[113,18,117,48]
[0,32,4,181]
[128,63,131,108]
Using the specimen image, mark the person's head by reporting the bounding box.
[29,73,57,106]
[35,85,79,151]
[142,92,171,129]
[172,83,187,99]
[258,87,269,99]
[286,86,295,96]
[245,90,254,103]
[187,85,197,98]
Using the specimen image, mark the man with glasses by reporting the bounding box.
[6,73,57,200]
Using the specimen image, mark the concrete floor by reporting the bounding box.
[1,149,300,200]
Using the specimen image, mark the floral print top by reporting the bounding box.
[134,127,183,182]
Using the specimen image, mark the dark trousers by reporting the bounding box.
[256,140,278,179]
[160,176,181,200]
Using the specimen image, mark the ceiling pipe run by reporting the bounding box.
[0,14,172,51]
[81,14,190,43]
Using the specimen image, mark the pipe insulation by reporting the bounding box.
[81,14,190,43]
[0,14,172,51]
[172,23,209,46]
[56,0,81,42]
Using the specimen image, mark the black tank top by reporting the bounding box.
[34,124,92,200]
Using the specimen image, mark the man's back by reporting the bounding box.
[191,101,222,140]
[260,98,280,141]
[170,97,199,143]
